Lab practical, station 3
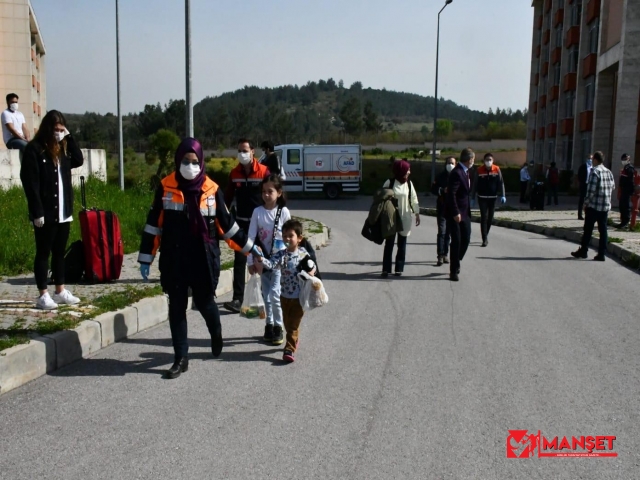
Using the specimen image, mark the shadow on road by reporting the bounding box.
[476,256,575,261]
[321,271,449,281]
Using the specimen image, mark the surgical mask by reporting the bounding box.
[586,159,592,166]
[484,160,493,168]
[54,131,66,143]
[237,152,252,165]
[622,158,630,166]
[446,164,454,173]
[180,163,201,180]
[9,103,18,112]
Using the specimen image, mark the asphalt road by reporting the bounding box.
[1,197,639,480]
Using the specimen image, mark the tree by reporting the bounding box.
[338,79,344,89]
[145,129,180,184]
[339,97,363,136]
[350,81,363,93]
[435,118,453,138]
[137,103,166,137]
[164,99,186,138]
[363,101,381,133]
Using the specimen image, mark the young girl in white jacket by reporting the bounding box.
[247,175,291,344]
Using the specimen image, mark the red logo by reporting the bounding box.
[507,430,618,458]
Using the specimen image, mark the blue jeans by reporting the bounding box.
[6,137,28,152]
[436,213,450,256]
[261,269,283,327]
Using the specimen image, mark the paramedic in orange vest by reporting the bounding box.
[138,137,262,379]
[223,138,270,313]
[471,153,506,247]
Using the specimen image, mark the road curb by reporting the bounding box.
[419,207,638,268]
[0,227,330,396]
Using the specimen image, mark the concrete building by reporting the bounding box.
[527,0,640,183]
[0,0,46,146]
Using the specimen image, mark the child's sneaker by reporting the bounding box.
[282,350,295,363]
[272,326,284,345]
[263,324,274,341]
[52,289,80,305]
[36,292,58,310]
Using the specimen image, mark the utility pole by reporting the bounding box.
[116,0,124,190]
[185,0,194,137]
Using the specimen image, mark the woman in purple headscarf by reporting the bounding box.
[138,138,261,379]
[380,160,421,277]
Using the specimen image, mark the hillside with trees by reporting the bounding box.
[65,79,527,151]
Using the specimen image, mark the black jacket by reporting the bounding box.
[431,169,450,215]
[261,153,281,176]
[619,164,636,196]
[445,164,471,220]
[20,136,84,223]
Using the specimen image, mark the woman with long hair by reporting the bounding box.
[20,110,84,309]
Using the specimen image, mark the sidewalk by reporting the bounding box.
[419,194,640,268]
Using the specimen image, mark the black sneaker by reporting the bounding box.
[272,326,284,345]
[593,254,605,262]
[223,299,242,313]
[571,249,588,259]
[264,324,274,341]
[481,239,488,247]
[211,334,223,357]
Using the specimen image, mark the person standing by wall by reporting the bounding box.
[380,160,420,277]
[617,153,636,229]
[519,162,531,204]
[138,138,260,378]
[571,151,615,262]
[446,148,474,282]
[20,110,83,309]
[545,161,560,206]
[472,153,506,247]
[223,138,270,313]
[431,156,456,266]
[577,156,593,220]
[2,93,30,152]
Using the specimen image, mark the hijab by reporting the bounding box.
[174,137,212,244]
[393,160,411,184]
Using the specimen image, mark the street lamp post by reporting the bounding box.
[431,0,453,186]
[185,0,194,137]
[116,0,124,190]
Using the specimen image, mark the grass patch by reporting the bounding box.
[0,334,30,352]
[90,285,163,317]
[221,260,235,271]
[608,237,624,244]
[630,223,640,233]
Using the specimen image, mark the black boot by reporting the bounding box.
[166,357,188,379]
[211,334,223,357]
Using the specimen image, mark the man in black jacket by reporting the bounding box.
[617,153,636,229]
[577,156,593,220]
[446,148,474,281]
[431,156,456,266]
[260,141,284,179]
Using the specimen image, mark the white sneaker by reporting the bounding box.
[36,292,58,310]
[52,289,80,305]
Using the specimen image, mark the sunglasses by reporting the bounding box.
[181,159,199,166]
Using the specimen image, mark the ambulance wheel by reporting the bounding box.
[324,184,341,200]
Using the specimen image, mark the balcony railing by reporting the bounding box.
[565,26,580,48]
[554,8,564,27]
[582,53,597,78]
[563,72,577,92]
[586,0,601,24]
[551,47,562,64]
[561,118,575,136]
[580,111,594,132]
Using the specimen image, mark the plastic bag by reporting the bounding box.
[240,274,266,319]
[298,271,329,312]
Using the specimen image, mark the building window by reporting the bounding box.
[551,101,558,122]
[288,149,301,165]
[542,76,548,92]
[548,140,556,163]
[569,47,579,73]
[571,0,583,26]
[565,91,576,118]
[555,24,563,48]
[563,138,574,170]
[554,63,561,85]
[584,82,594,110]
[589,23,599,54]
[541,108,547,126]
[580,133,592,161]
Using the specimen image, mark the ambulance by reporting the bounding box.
[274,144,362,199]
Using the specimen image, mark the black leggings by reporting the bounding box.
[34,222,70,290]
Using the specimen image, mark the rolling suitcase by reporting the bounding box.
[78,176,124,283]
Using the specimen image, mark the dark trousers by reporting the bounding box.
[447,217,471,275]
[33,222,70,290]
[547,185,558,205]
[478,198,496,241]
[580,208,608,256]
[383,233,407,273]
[436,212,450,256]
[232,219,250,301]
[619,193,631,226]
[520,181,528,203]
[168,282,222,359]
[578,189,587,217]
[281,297,304,353]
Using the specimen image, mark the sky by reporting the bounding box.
[30,0,534,116]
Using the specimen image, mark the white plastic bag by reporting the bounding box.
[298,271,328,312]
[240,274,266,319]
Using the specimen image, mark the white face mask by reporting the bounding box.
[9,103,18,112]
[484,160,493,168]
[237,152,252,165]
[54,132,66,143]
[446,164,454,173]
[180,163,201,180]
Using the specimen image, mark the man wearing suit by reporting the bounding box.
[446,148,475,282]
[577,156,593,220]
